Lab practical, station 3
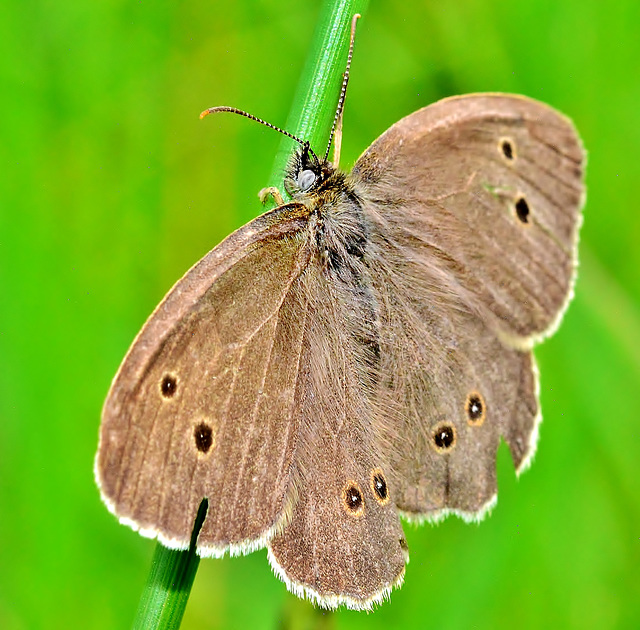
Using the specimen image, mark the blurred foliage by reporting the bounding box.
[0,0,638,629]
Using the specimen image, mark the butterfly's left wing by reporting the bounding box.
[267,231,408,610]
[97,197,408,607]
[96,203,315,554]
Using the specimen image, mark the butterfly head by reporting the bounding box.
[285,142,337,198]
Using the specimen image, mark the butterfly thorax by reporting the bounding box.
[285,146,369,278]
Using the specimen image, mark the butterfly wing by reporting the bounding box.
[351,94,584,518]
[97,196,408,606]
[354,93,584,344]
[96,202,314,554]
[267,251,407,609]
[368,295,540,520]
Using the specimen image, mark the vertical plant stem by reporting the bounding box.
[131,0,368,628]
[132,500,207,630]
[268,0,369,194]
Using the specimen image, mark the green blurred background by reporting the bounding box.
[1,0,639,628]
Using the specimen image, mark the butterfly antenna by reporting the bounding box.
[324,13,361,163]
[200,106,319,161]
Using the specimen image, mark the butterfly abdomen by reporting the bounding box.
[304,183,383,390]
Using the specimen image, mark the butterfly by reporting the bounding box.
[95,18,585,611]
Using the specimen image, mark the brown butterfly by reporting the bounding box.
[95,19,585,611]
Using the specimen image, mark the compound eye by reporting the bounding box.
[297,169,316,191]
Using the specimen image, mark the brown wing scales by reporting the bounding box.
[96,205,312,553]
[353,94,584,344]
[268,263,406,609]
[352,94,583,520]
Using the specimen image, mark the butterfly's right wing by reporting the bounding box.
[96,202,314,555]
[351,94,584,520]
[353,94,584,345]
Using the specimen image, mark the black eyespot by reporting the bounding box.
[194,422,213,453]
[432,423,457,452]
[515,197,530,223]
[370,468,389,505]
[466,391,486,426]
[399,537,409,552]
[342,482,364,516]
[501,139,514,160]
[160,374,177,398]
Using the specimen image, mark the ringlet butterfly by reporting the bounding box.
[95,14,585,610]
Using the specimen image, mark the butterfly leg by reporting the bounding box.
[258,186,285,206]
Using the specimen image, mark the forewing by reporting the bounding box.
[96,203,312,555]
[352,93,585,345]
